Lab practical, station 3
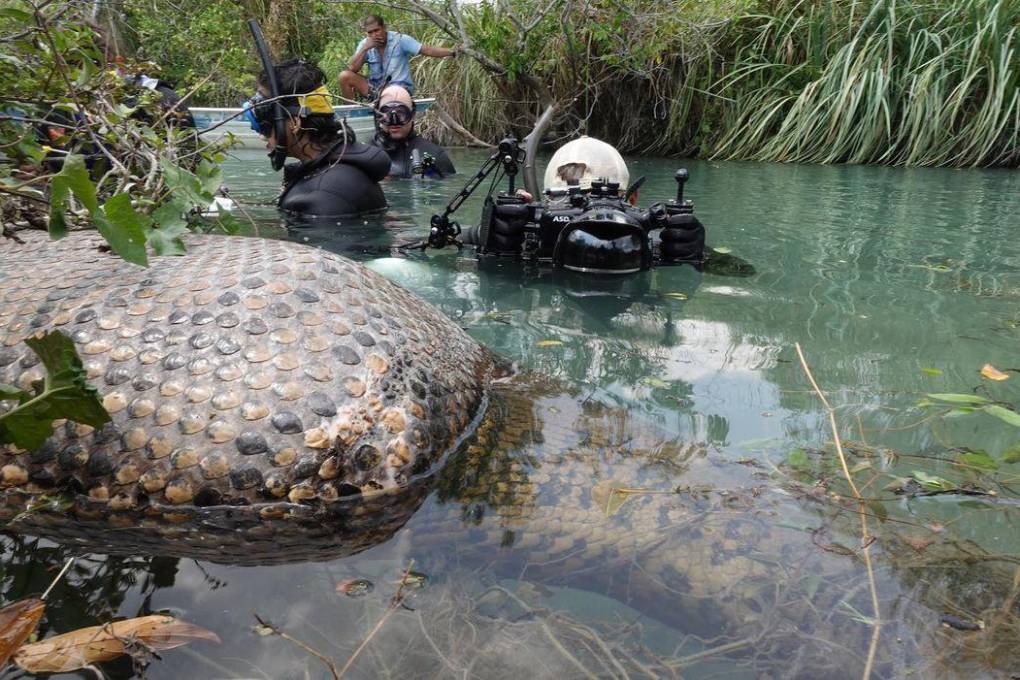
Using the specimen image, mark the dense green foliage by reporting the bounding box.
[0,2,237,260]
[116,0,1018,167]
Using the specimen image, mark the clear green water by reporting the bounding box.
[6,149,1020,678]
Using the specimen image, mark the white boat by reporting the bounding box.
[190,98,435,147]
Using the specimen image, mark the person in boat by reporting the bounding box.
[371,85,456,179]
[247,58,390,218]
[338,14,459,99]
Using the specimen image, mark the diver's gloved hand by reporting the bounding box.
[660,213,705,264]
[479,197,531,253]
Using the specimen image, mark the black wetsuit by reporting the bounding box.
[372,130,456,179]
[279,139,390,217]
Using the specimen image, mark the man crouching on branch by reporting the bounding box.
[339,14,459,99]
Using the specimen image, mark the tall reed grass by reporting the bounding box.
[413,0,1019,167]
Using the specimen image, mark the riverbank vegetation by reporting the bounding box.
[113,0,1020,167]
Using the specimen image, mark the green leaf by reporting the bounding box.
[160,159,213,207]
[195,160,223,197]
[921,367,943,376]
[0,332,110,450]
[910,470,954,491]
[983,404,1020,428]
[94,194,149,267]
[0,7,32,21]
[52,154,97,214]
[0,384,27,401]
[1000,442,1020,464]
[958,450,998,470]
[926,393,993,405]
[786,447,811,472]
[145,202,189,256]
[212,213,242,235]
[945,407,978,417]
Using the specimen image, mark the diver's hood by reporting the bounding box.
[543,136,630,193]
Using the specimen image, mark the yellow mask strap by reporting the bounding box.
[297,86,333,116]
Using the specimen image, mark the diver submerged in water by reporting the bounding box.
[371,85,456,179]
[426,136,706,273]
[245,58,390,218]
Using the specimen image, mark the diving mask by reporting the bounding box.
[242,92,273,136]
[376,103,414,127]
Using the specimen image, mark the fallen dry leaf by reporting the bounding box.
[902,534,936,552]
[0,598,45,667]
[13,615,219,673]
[535,339,563,348]
[981,363,1010,381]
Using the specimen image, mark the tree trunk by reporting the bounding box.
[263,0,293,59]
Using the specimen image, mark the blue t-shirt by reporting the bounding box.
[355,31,422,95]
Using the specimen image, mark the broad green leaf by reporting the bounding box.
[161,159,213,207]
[144,211,188,256]
[0,384,26,400]
[94,194,149,267]
[51,154,97,214]
[983,404,1020,428]
[196,160,223,197]
[74,58,96,89]
[212,213,242,235]
[0,331,110,450]
[926,393,993,405]
[958,451,998,470]
[0,413,54,450]
[24,333,109,427]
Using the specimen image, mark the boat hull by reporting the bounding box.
[190,98,435,148]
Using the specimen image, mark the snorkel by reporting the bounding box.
[248,19,288,171]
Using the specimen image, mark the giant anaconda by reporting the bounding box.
[0,232,498,563]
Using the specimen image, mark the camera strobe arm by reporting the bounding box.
[427,138,524,249]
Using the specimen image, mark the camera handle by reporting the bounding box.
[426,138,525,249]
[674,169,688,204]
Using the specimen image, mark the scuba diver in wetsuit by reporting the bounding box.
[245,58,390,218]
[371,85,456,179]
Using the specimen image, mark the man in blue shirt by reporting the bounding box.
[339,14,459,99]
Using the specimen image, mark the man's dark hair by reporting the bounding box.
[258,58,344,145]
[362,14,385,29]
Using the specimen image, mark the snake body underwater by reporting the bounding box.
[0,232,497,563]
[0,232,812,637]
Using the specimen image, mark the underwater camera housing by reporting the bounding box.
[475,170,705,274]
[425,138,705,273]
